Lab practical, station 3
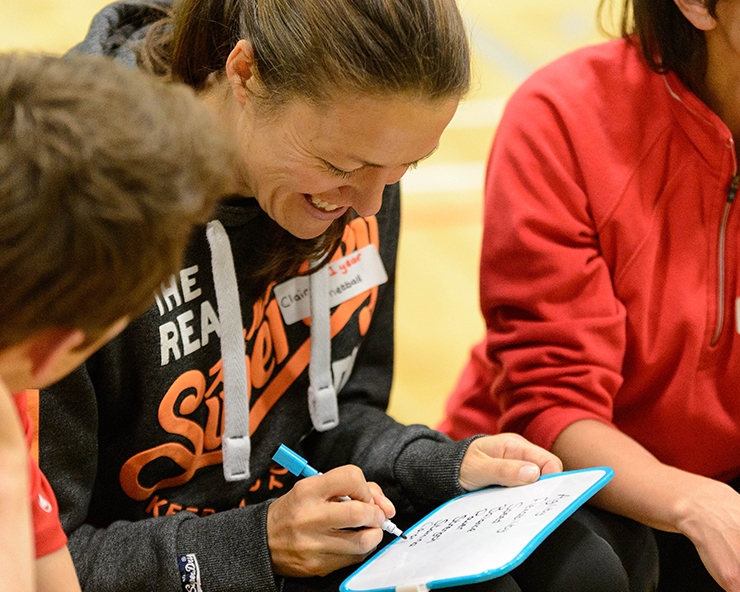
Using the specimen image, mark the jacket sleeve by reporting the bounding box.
[39,366,279,592]
[479,71,626,451]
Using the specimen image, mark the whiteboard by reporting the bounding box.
[340,467,613,592]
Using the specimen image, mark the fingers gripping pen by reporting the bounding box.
[272,444,407,539]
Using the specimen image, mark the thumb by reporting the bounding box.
[460,456,541,490]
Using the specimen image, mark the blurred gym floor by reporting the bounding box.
[0,0,605,428]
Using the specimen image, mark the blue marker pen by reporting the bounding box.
[272,444,406,539]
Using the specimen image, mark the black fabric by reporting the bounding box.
[650,474,740,592]
[570,505,659,592]
[511,513,630,592]
[283,569,522,592]
[653,529,720,592]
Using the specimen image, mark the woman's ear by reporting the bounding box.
[226,40,257,105]
[674,0,717,31]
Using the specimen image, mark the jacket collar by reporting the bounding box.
[662,70,736,175]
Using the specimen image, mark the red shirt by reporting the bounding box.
[13,391,67,557]
[442,39,740,482]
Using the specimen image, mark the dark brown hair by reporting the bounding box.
[599,0,719,91]
[0,52,235,348]
[139,0,470,289]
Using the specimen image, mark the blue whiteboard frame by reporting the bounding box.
[340,467,613,592]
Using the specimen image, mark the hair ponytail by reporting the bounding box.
[170,0,244,86]
[142,0,469,101]
[141,0,245,87]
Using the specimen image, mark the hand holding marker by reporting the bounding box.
[272,444,407,539]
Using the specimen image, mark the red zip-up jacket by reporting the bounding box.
[441,38,740,483]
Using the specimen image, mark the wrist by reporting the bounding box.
[670,474,732,537]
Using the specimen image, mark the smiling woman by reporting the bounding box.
[133,0,471,293]
[0,0,606,438]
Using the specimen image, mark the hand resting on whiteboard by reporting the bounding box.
[458,433,563,491]
[266,464,396,577]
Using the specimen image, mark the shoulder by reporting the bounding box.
[504,39,663,127]
[67,0,172,65]
[493,39,673,172]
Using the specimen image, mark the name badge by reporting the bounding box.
[274,244,388,325]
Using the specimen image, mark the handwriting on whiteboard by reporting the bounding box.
[408,493,571,547]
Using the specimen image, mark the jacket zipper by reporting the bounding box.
[711,172,740,346]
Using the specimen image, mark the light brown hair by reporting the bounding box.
[0,52,235,349]
[139,0,470,289]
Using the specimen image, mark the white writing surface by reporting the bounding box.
[341,468,612,592]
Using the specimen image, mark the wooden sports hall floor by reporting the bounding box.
[0,0,605,428]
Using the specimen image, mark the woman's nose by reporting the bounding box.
[349,183,384,217]
[348,165,408,217]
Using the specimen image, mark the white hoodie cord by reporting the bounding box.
[206,220,339,481]
[206,221,251,481]
[308,262,339,431]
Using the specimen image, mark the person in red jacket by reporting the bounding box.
[441,0,740,590]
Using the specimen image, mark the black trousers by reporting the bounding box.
[281,505,659,592]
[653,529,720,592]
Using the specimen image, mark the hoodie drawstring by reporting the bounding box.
[308,263,339,431]
[207,220,251,481]
[206,221,339,482]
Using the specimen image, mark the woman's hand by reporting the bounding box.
[458,433,562,491]
[266,464,395,577]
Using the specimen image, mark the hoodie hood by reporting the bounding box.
[69,1,171,65]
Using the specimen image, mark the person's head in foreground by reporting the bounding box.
[0,51,236,391]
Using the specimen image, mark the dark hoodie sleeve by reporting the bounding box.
[39,365,279,592]
[305,413,477,516]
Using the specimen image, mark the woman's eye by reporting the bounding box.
[325,163,353,179]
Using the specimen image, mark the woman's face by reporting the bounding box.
[686,0,740,78]
[705,0,740,51]
[233,92,459,239]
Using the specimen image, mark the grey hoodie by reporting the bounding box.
[38,3,474,591]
